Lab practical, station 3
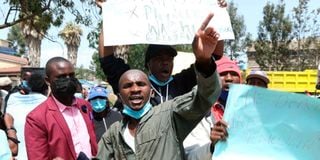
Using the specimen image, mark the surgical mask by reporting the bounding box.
[21,80,29,88]
[122,102,152,120]
[149,74,173,86]
[21,80,31,92]
[51,77,77,97]
[74,93,83,99]
[90,99,107,113]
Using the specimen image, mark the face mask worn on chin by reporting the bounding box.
[51,77,77,97]
[90,99,107,113]
[122,102,152,120]
[149,74,173,87]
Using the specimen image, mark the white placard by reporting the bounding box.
[102,0,235,46]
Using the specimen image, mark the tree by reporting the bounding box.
[254,0,293,71]
[76,65,95,80]
[7,24,27,56]
[90,51,106,80]
[226,1,250,59]
[292,0,320,70]
[2,0,98,67]
[127,44,148,73]
[59,22,83,67]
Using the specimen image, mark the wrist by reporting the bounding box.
[6,127,17,133]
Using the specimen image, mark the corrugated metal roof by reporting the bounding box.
[0,46,17,55]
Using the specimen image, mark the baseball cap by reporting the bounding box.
[246,70,270,84]
[144,44,177,68]
[88,86,108,100]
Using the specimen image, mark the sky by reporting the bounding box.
[0,0,318,69]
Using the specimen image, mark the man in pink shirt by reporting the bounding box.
[25,57,97,159]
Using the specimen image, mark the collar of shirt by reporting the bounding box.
[52,96,77,112]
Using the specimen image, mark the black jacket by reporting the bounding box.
[99,55,197,106]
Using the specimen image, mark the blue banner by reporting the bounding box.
[213,84,320,160]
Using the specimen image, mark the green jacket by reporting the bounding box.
[97,70,221,160]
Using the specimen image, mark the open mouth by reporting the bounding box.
[160,68,170,76]
[129,95,144,105]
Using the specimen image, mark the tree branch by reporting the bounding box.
[0,1,51,29]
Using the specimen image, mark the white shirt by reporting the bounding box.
[183,114,214,160]
[124,123,136,152]
[6,92,47,160]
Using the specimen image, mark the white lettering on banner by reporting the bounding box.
[102,0,234,46]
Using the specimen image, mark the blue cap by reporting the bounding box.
[88,86,108,100]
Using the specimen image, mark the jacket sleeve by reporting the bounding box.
[172,67,221,141]
[173,64,197,93]
[96,128,115,160]
[25,112,49,159]
[99,55,130,94]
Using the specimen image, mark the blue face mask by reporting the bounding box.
[22,80,28,87]
[90,99,107,113]
[122,102,152,120]
[149,74,173,86]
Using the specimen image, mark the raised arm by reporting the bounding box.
[172,13,221,140]
[192,13,219,76]
[98,26,130,94]
[99,26,115,58]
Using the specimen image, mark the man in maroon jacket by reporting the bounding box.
[25,57,97,160]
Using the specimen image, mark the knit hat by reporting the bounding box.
[144,44,177,68]
[216,56,241,79]
[246,70,269,84]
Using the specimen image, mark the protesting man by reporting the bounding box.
[88,86,122,142]
[97,13,227,160]
[246,70,270,88]
[184,55,240,159]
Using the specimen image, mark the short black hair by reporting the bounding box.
[45,57,70,76]
[144,44,177,69]
[28,73,48,95]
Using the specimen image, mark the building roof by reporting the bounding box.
[0,46,16,55]
[0,53,28,65]
[0,53,28,76]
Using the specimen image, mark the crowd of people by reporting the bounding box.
[0,0,280,159]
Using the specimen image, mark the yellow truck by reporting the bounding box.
[246,70,318,93]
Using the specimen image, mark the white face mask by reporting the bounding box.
[74,93,83,99]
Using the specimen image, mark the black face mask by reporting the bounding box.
[51,77,78,98]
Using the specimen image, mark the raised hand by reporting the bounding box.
[192,13,220,64]
[96,0,106,8]
[218,0,227,8]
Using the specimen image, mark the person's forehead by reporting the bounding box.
[152,52,174,59]
[220,70,239,76]
[248,77,265,83]
[50,61,73,73]
[121,72,148,83]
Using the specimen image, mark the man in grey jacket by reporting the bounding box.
[97,13,228,160]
